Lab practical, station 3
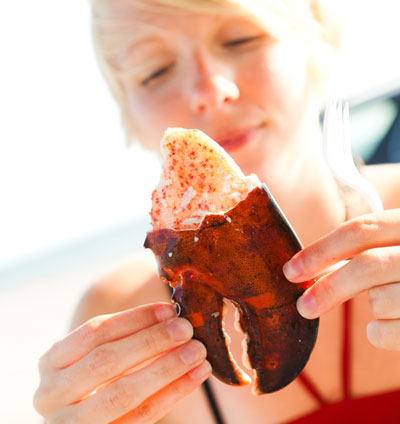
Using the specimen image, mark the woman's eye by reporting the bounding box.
[223,35,265,48]
[141,63,174,86]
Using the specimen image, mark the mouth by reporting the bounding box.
[215,124,265,151]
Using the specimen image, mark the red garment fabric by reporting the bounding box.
[286,390,400,424]
[286,301,400,424]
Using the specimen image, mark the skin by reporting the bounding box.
[33,3,400,423]
[285,208,400,351]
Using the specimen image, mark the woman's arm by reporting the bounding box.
[33,254,211,424]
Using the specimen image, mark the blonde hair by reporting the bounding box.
[89,0,343,145]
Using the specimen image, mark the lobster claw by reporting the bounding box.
[145,184,318,394]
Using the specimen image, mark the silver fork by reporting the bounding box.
[322,100,384,213]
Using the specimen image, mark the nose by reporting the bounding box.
[189,51,240,114]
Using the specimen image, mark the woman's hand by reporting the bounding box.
[33,303,211,424]
[283,209,400,351]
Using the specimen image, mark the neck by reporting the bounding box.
[281,156,345,246]
[258,123,345,246]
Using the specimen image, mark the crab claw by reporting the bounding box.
[145,184,318,394]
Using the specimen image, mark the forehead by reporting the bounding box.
[94,0,317,49]
[105,0,242,36]
[100,0,262,62]
[102,0,240,17]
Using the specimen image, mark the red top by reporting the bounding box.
[201,299,400,424]
[287,300,400,424]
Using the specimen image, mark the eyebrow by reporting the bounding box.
[118,35,166,67]
[122,20,171,52]
[126,36,164,55]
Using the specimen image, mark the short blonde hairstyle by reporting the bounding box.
[89,0,344,146]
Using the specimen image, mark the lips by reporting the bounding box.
[215,124,264,151]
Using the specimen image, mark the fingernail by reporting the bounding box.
[155,305,176,322]
[180,340,206,365]
[297,293,316,318]
[188,360,212,380]
[283,258,303,280]
[168,318,193,341]
[366,321,380,347]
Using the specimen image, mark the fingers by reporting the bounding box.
[367,320,400,351]
[283,211,400,283]
[34,303,181,418]
[112,361,212,424]
[40,303,176,372]
[369,282,400,319]
[52,317,194,407]
[281,210,400,353]
[294,246,400,319]
[61,340,208,424]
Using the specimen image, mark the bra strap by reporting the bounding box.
[202,379,226,424]
[342,300,352,400]
[164,282,226,423]
[297,372,327,406]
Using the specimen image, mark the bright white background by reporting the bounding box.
[0,0,160,271]
[1,0,400,270]
[0,1,399,423]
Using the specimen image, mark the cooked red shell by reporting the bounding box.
[145,184,318,394]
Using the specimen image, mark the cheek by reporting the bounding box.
[273,44,309,104]
[241,42,309,115]
[125,84,190,150]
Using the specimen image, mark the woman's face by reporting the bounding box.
[117,4,316,174]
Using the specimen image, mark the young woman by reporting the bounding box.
[33,1,400,422]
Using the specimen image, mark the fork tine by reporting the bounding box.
[324,100,336,168]
[336,101,346,159]
[322,98,384,213]
[342,102,353,165]
[336,101,343,164]
[322,101,333,165]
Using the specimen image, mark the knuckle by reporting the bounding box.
[87,346,114,376]
[354,250,387,278]
[143,327,161,354]
[368,288,381,315]
[33,380,76,423]
[160,362,176,380]
[53,413,79,424]
[135,399,158,422]
[104,381,132,413]
[38,352,50,375]
[368,287,387,318]
[32,386,46,415]
[167,375,188,399]
[33,379,56,417]
[80,315,108,348]
[317,275,339,310]
[369,285,399,319]
[345,216,380,244]
[48,415,72,424]
[40,339,62,372]
[369,250,389,272]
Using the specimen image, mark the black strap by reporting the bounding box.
[166,284,225,424]
[202,379,226,424]
[165,283,226,423]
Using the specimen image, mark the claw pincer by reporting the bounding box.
[145,184,318,394]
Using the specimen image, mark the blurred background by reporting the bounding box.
[0,0,399,422]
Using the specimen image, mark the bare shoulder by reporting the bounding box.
[361,163,400,209]
[70,250,169,329]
